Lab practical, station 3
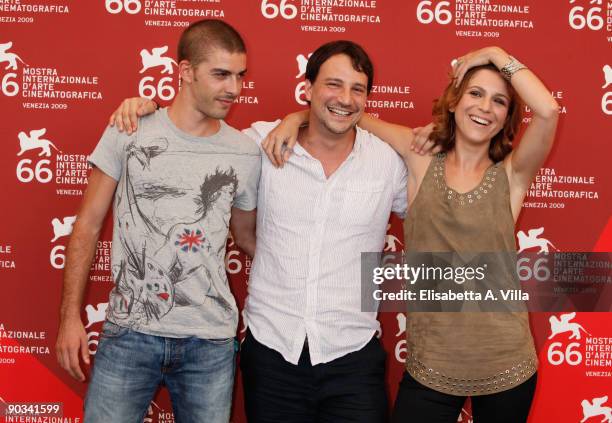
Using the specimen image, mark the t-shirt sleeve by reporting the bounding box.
[241,120,281,148]
[88,125,127,181]
[392,154,409,218]
[233,154,261,211]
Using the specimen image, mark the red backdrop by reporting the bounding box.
[1,1,611,422]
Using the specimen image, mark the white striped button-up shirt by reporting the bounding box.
[243,121,408,365]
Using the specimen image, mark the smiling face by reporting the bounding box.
[183,48,247,120]
[452,68,511,146]
[305,53,368,137]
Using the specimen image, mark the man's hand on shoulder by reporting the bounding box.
[410,123,440,156]
[261,111,307,168]
[108,97,158,135]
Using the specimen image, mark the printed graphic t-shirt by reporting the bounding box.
[89,108,261,339]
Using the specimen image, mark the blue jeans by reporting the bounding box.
[84,321,236,423]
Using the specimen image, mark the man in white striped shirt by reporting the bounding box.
[108,39,412,422]
[240,40,407,422]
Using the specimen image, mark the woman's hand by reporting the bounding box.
[451,46,508,87]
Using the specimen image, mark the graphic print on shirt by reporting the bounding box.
[108,135,238,328]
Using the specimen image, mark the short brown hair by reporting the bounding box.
[430,64,522,162]
[177,19,246,66]
[305,40,374,94]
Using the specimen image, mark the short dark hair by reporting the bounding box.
[305,40,374,93]
[177,19,246,66]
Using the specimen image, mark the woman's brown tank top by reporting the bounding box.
[402,153,537,396]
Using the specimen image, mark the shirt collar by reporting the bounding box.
[292,126,364,159]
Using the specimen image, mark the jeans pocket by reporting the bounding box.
[206,337,235,346]
[100,321,130,339]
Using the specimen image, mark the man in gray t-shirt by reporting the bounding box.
[56,20,259,422]
[90,109,259,339]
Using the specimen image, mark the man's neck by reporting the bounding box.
[300,119,356,157]
[167,94,220,138]
[299,120,356,178]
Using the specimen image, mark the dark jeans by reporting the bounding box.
[240,330,388,422]
[392,371,537,423]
